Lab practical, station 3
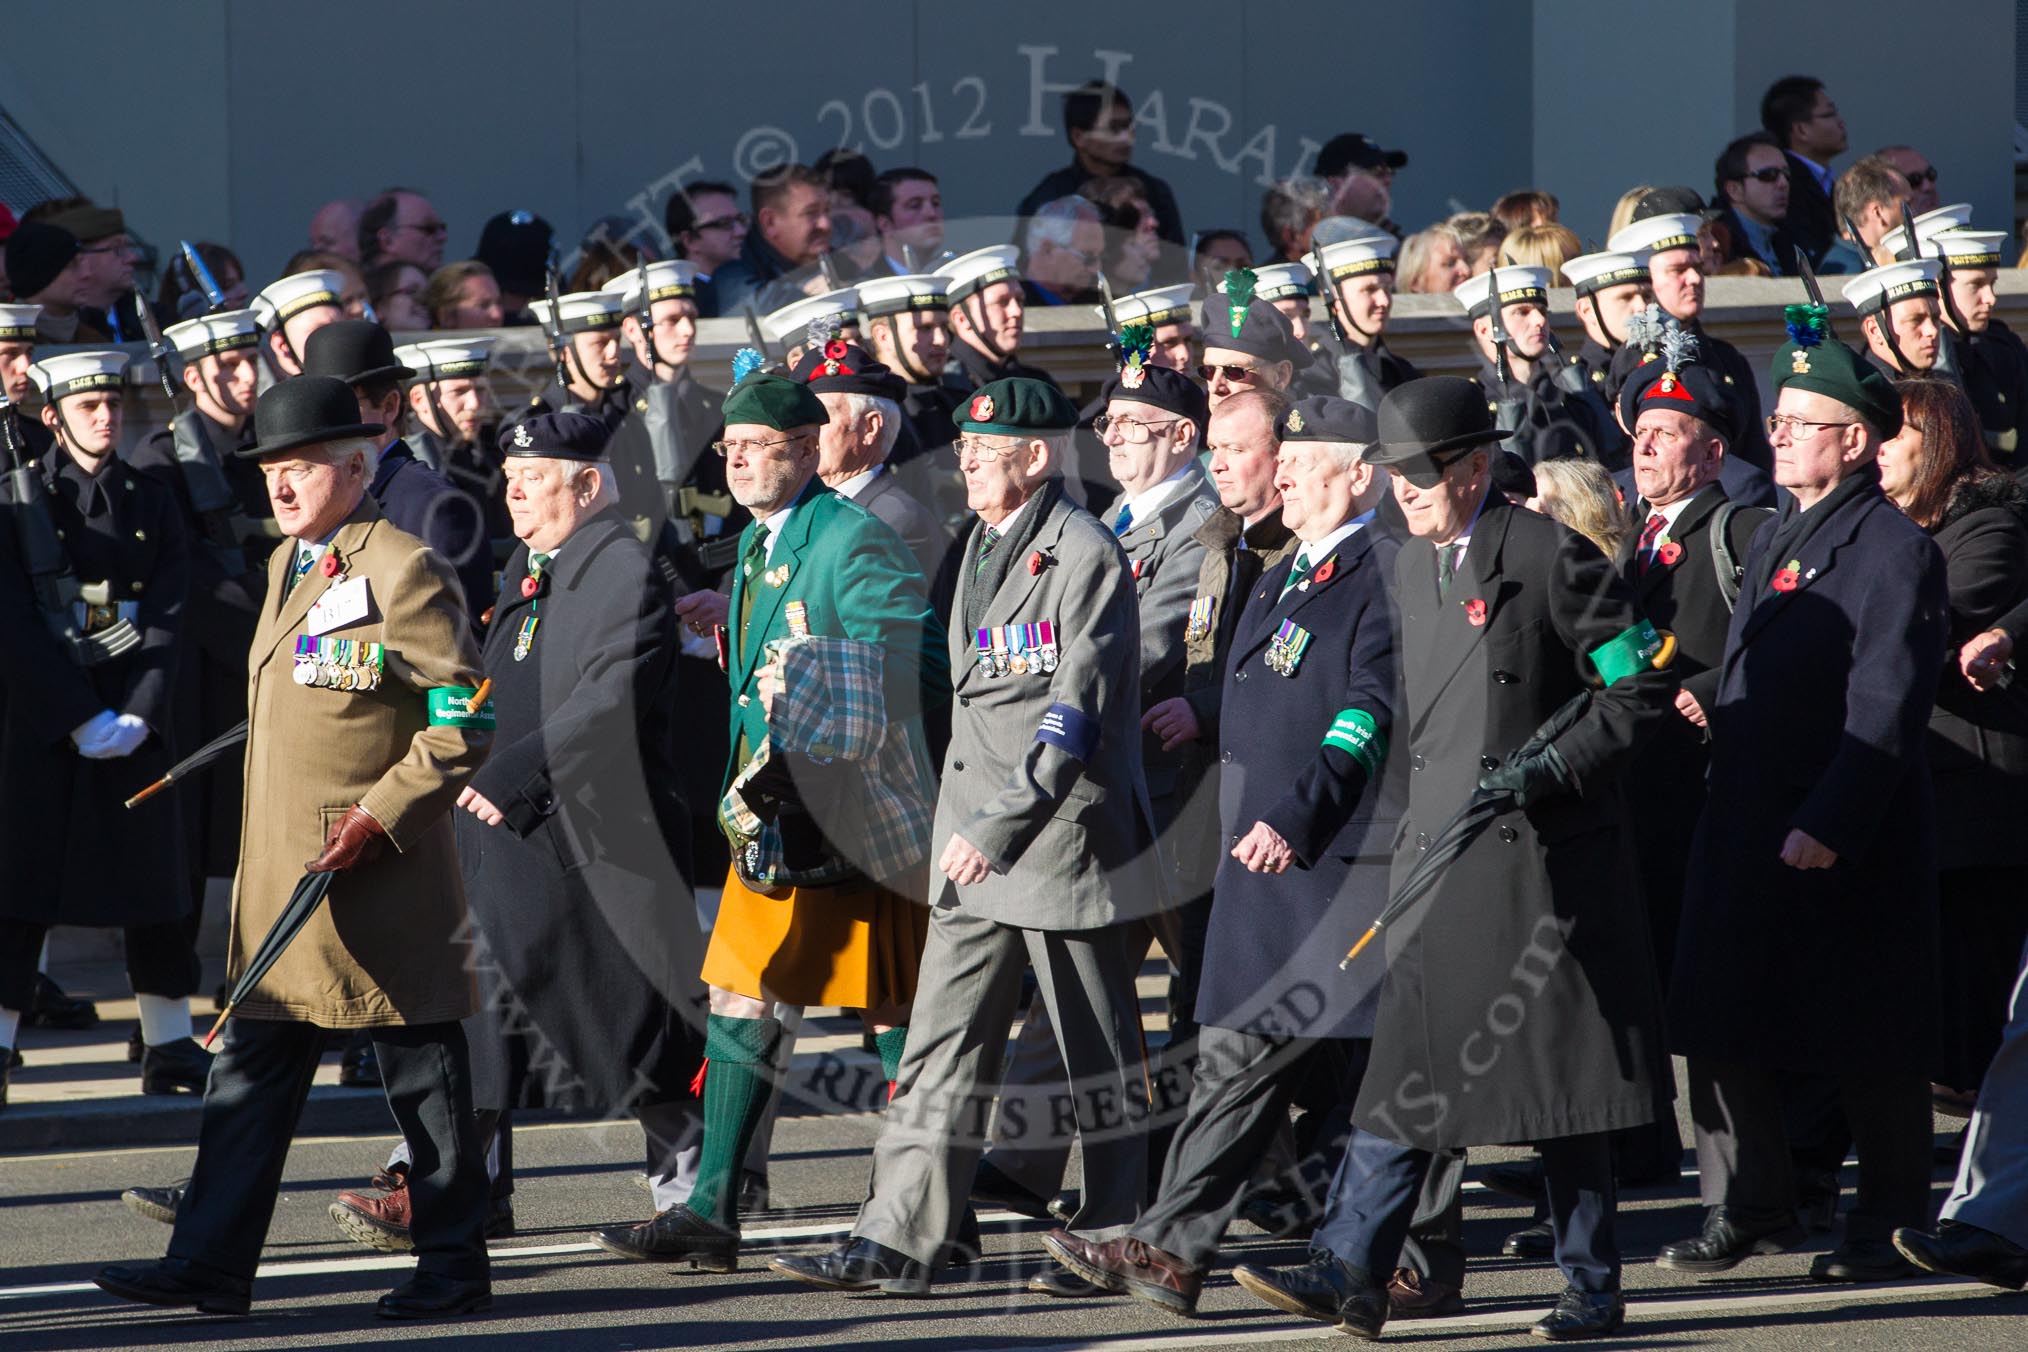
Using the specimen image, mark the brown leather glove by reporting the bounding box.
[306,805,387,873]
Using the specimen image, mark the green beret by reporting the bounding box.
[1771,305,1902,438]
[722,371,829,431]
[957,377,1078,437]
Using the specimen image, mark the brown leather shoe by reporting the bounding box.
[1387,1266,1464,1319]
[1042,1229,1204,1316]
[330,1171,414,1253]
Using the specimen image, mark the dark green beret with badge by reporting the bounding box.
[722,365,829,431]
[957,376,1078,436]
[1771,304,1903,438]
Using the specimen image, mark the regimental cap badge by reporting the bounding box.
[1287,406,1305,432]
[821,337,852,377]
[969,392,995,422]
[512,422,534,448]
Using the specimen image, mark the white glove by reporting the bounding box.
[71,709,121,759]
[101,714,151,759]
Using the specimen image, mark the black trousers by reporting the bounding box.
[1688,1057,1934,1243]
[0,918,200,1011]
[168,1017,489,1282]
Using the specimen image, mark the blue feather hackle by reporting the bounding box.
[732,347,767,382]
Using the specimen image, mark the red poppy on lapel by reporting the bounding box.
[1657,541,1683,566]
[1028,550,1047,575]
[1772,557,1802,592]
[1311,557,1336,585]
[1464,598,1487,626]
[520,575,540,599]
[320,553,342,578]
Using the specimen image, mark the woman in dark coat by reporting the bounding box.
[1878,376,2028,1105]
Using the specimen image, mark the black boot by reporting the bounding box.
[94,1258,250,1316]
[1893,1220,2028,1290]
[1656,1205,1804,1273]
[1231,1250,1388,1339]
[375,1270,491,1320]
[140,1037,213,1095]
[27,973,99,1030]
[1530,1286,1625,1340]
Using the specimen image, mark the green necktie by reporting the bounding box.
[1280,546,1311,600]
[1436,542,1462,596]
[973,524,1001,579]
[283,544,317,598]
[737,524,771,636]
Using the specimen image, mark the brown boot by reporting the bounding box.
[1386,1266,1464,1318]
[1042,1230,1204,1315]
[330,1168,413,1252]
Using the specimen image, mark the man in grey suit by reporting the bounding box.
[772,377,1164,1296]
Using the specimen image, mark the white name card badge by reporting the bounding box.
[306,576,371,635]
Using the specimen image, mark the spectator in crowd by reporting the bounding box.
[368,260,431,331]
[1085,177,1163,290]
[1329,170,1397,238]
[1191,229,1253,291]
[1491,190,1560,233]
[711,163,833,314]
[5,221,101,343]
[817,147,883,274]
[20,200,141,341]
[1874,378,2028,1113]
[1020,195,1105,306]
[473,209,554,322]
[1713,132,1796,275]
[156,241,248,320]
[283,250,369,318]
[1762,74,1847,264]
[567,219,649,293]
[1447,211,1505,275]
[1822,156,1913,274]
[1260,177,1332,266]
[1313,130,1406,195]
[1397,222,1469,294]
[308,198,363,259]
[1607,184,1657,242]
[868,168,945,277]
[424,261,504,330]
[665,183,746,317]
[1497,224,1582,285]
[1016,79,1183,247]
[1876,144,1941,215]
[358,187,448,271]
[1526,457,1632,558]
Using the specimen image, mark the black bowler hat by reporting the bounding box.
[498,410,611,462]
[789,340,907,402]
[1362,376,1508,472]
[302,319,415,386]
[238,376,385,459]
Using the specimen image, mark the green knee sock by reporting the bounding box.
[874,1026,908,1086]
[686,1014,782,1226]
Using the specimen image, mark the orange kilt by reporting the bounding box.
[701,867,930,1008]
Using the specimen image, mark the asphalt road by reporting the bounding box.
[1,1100,2021,1352]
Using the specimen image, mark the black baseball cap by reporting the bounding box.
[1316,133,1408,178]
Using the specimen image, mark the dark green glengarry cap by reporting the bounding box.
[957,377,1079,437]
[721,371,829,431]
[1771,304,1902,438]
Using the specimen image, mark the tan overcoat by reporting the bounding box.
[227,496,489,1027]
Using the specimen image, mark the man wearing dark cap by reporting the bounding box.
[1045,393,1406,1316]
[5,221,105,345]
[774,377,1159,1296]
[96,375,494,1320]
[1315,134,1407,238]
[472,210,553,324]
[1233,376,1675,1340]
[1200,269,1313,408]
[1454,265,1617,472]
[303,321,491,629]
[1663,319,1950,1286]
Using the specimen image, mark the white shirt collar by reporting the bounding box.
[1295,508,1373,566]
[1648,495,1698,538]
[1123,462,1196,524]
[760,503,796,562]
[982,492,1031,539]
[833,465,883,501]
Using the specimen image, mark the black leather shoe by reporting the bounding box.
[339,1033,382,1088]
[1809,1239,1918,1283]
[769,1237,930,1296]
[121,1180,188,1224]
[1530,1286,1624,1340]
[1503,1220,1555,1259]
[1028,1261,1103,1297]
[940,1205,983,1269]
[94,1258,250,1316]
[376,1270,492,1319]
[590,1205,738,1271]
[1894,1220,2028,1290]
[739,1169,771,1214]
[139,1037,212,1095]
[1479,1160,1546,1204]
[1656,1206,1804,1273]
[1231,1250,1387,1339]
[969,1156,1056,1219]
[28,973,100,1030]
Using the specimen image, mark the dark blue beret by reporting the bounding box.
[499,409,611,461]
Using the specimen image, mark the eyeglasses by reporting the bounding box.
[1903,168,1939,189]
[1742,166,1790,184]
[399,220,450,238]
[1198,362,1264,386]
[953,434,1023,462]
[692,214,750,232]
[77,239,132,257]
[1092,413,1182,444]
[1765,413,1856,440]
[712,433,808,458]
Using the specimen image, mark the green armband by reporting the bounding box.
[1588,620,1663,687]
[428,687,496,729]
[1322,708,1386,777]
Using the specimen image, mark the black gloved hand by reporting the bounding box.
[1478,742,1574,808]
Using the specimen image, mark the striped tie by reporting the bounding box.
[1280,546,1312,600]
[1637,513,1666,574]
[1113,504,1133,536]
[283,545,318,597]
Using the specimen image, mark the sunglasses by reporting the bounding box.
[1198,362,1263,385]
[1742,166,1790,184]
[1903,168,1939,189]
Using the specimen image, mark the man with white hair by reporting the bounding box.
[1022,196,1105,307]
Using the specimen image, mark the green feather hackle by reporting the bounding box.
[1118,323,1153,366]
[1224,267,1256,338]
[1784,303,1828,349]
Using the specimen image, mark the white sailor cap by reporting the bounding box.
[251,270,346,330]
[1561,249,1652,296]
[0,303,39,342]
[858,273,951,317]
[1315,234,1399,281]
[1453,266,1552,319]
[938,245,1022,303]
[395,336,498,382]
[601,260,699,310]
[1112,283,1196,329]
[163,308,262,361]
[760,288,860,345]
[1927,229,2010,269]
[1842,259,1942,315]
[528,290,625,334]
[1879,203,1978,260]
[29,350,130,401]
[1607,213,1702,259]
[1249,262,1315,302]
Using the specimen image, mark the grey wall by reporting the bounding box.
[0,0,2012,289]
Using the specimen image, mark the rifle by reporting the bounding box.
[1096,273,1123,361]
[1310,245,1349,346]
[178,241,226,312]
[137,296,246,575]
[0,393,141,666]
[542,268,572,394]
[742,302,773,369]
[633,256,667,376]
[1484,267,1514,396]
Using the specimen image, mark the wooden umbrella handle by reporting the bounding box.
[124,774,174,810]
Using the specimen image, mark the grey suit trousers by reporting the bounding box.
[1944,934,2028,1249]
[855,903,1148,1264]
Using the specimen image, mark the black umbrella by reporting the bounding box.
[1339,690,1592,970]
[202,869,335,1047]
[124,719,249,810]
